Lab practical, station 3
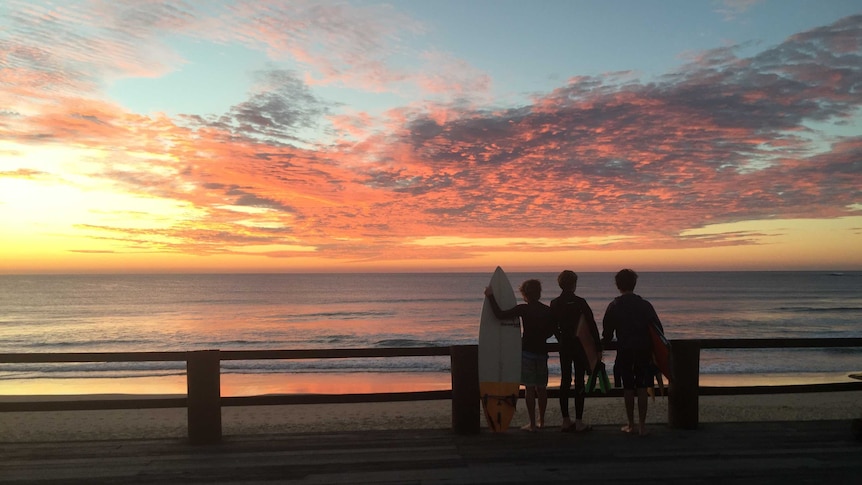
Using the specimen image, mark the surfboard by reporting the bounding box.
[578,313,610,393]
[649,322,673,380]
[478,266,521,432]
[576,313,601,373]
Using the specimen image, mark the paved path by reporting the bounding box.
[2,420,860,484]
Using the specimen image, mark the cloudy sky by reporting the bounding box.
[1,0,861,273]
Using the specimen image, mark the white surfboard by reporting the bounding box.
[478,266,521,432]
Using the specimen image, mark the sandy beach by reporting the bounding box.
[1,391,860,443]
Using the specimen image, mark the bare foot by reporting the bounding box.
[639,425,649,436]
[621,425,637,434]
[521,423,537,432]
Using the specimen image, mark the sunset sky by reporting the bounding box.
[2,0,861,273]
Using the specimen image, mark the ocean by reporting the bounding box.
[1,271,861,395]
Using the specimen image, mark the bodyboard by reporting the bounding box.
[478,266,521,432]
[648,323,673,380]
[576,313,601,373]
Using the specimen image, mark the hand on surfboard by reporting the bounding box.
[479,267,520,433]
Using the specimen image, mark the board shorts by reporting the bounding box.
[614,348,652,390]
[521,351,549,387]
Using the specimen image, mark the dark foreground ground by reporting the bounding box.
[1,420,860,484]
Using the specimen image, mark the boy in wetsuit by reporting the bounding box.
[550,270,599,432]
[602,269,664,436]
[484,279,554,431]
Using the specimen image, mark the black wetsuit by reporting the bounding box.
[602,293,664,389]
[550,290,598,420]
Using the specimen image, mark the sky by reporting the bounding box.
[1,0,861,274]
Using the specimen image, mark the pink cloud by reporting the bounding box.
[3,9,861,263]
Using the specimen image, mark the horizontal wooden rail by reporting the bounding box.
[0,351,189,363]
[5,381,862,413]
[665,338,862,429]
[2,337,858,363]
[222,389,451,406]
[687,337,862,349]
[220,346,451,360]
[0,397,188,412]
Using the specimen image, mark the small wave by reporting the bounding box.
[183,298,265,305]
[822,347,862,355]
[305,335,355,345]
[365,297,480,305]
[287,310,395,321]
[215,339,269,346]
[775,306,862,313]
[12,339,153,350]
[375,339,441,348]
[212,335,365,349]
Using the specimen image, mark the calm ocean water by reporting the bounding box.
[1,271,861,391]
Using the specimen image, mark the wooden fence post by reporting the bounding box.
[668,340,700,429]
[187,350,222,444]
[450,345,480,434]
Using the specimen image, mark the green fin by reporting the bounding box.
[599,364,611,393]
[586,367,597,392]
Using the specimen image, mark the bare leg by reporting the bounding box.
[537,386,547,428]
[637,387,649,435]
[622,389,636,433]
[522,387,537,431]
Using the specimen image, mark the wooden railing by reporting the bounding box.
[664,338,862,429]
[1,338,861,444]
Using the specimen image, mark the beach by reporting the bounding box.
[2,391,860,443]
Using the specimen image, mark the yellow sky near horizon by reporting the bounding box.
[2,140,861,274]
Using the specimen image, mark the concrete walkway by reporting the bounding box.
[1,420,860,484]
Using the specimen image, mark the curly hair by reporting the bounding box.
[519,279,542,302]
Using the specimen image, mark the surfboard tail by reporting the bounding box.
[480,383,519,432]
